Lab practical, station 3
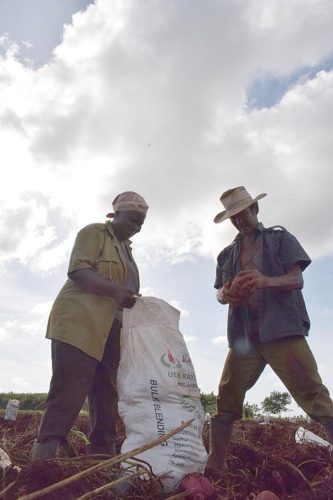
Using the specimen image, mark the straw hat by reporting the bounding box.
[214,186,267,223]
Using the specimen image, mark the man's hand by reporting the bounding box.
[235,265,303,292]
[216,265,304,306]
[234,269,269,291]
[216,279,250,306]
[222,270,266,306]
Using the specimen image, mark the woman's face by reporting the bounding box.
[111,210,146,241]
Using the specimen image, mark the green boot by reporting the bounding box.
[31,439,61,461]
[320,417,333,458]
[86,443,134,496]
[86,442,116,456]
[205,416,234,474]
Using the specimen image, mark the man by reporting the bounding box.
[206,186,333,474]
[32,191,148,460]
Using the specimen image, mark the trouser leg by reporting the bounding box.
[88,319,121,453]
[262,336,333,450]
[37,340,98,444]
[206,347,266,473]
[217,347,266,418]
[262,337,333,422]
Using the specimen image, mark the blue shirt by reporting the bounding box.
[214,223,311,351]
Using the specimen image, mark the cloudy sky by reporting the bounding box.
[1,0,333,416]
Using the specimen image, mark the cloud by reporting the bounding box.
[0,294,53,350]
[212,336,228,345]
[170,300,189,317]
[0,324,11,342]
[183,335,197,343]
[0,0,332,275]
[11,377,30,387]
[140,286,156,297]
[322,307,333,317]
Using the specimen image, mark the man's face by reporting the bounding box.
[230,205,258,234]
[112,210,146,241]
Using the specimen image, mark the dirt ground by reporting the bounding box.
[1,412,333,499]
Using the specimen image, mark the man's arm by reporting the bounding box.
[217,264,303,306]
[235,264,304,292]
[69,269,136,308]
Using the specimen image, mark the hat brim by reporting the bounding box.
[214,193,267,224]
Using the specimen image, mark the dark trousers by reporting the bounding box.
[37,319,121,446]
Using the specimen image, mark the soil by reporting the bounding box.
[1,412,332,499]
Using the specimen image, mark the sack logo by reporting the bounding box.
[161,350,182,369]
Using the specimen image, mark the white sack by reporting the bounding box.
[118,297,207,492]
[5,399,20,421]
[295,426,330,447]
[0,448,11,470]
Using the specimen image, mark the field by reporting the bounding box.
[1,412,333,499]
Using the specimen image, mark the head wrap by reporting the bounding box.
[106,191,149,218]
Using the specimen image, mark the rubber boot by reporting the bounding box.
[86,442,116,457]
[87,442,133,496]
[31,439,60,461]
[321,417,333,459]
[205,416,234,475]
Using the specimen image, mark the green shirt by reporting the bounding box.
[46,221,137,360]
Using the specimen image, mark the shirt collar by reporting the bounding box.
[106,220,116,238]
[234,222,264,241]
